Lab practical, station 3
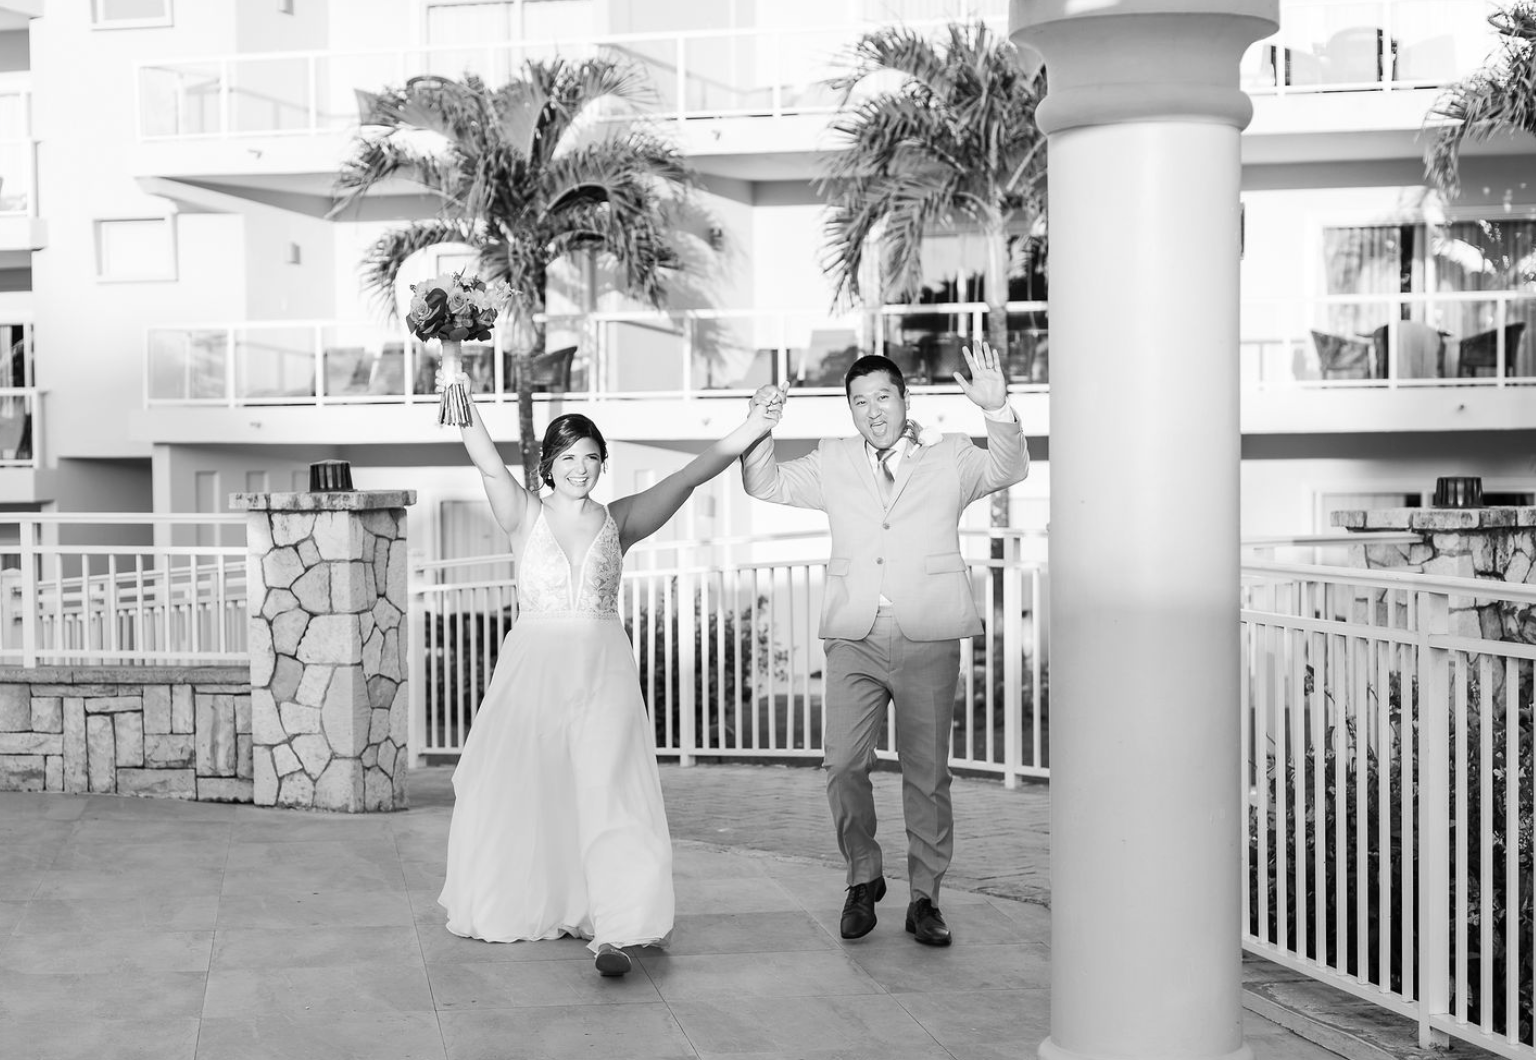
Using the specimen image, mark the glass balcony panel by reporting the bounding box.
[148,328,228,402]
[315,53,405,130]
[691,316,778,390]
[1433,295,1536,379]
[0,94,28,140]
[235,327,317,402]
[139,63,222,137]
[607,39,680,114]
[1275,1,1388,88]
[1391,0,1492,84]
[0,388,32,463]
[601,317,686,393]
[229,57,313,134]
[0,140,30,214]
[786,315,866,389]
[681,34,770,115]
[775,28,854,112]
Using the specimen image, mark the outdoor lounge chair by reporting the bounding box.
[1311,329,1380,380]
[1456,322,1527,378]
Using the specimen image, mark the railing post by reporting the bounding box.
[19,517,36,667]
[219,58,231,136]
[675,36,687,135]
[1001,534,1022,788]
[677,568,697,767]
[1417,589,1452,1048]
[408,547,427,769]
[307,55,318,132]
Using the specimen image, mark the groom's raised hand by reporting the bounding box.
[954,342,1007,412]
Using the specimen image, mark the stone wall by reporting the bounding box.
[1333,506,1536,643]
[231,490,414,813]
[0,666,253,800]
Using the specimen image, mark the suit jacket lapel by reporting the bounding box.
[845,436,883,508]
[886,438,928,510]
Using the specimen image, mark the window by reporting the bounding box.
[426,1,593,45]
[95,218,175,282]
[92,0,173,28]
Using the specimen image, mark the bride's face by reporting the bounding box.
[549,438,603,498]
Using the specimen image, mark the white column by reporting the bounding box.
[1009,3,1276,1059]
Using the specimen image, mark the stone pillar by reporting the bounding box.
[1009,3,1275,1059]
[1334,506,1536,643]
[229,490,417,812]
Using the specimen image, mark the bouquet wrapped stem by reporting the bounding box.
[436,339,473,428]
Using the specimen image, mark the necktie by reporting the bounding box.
[877,446,898,505]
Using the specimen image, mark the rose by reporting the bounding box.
[447,291,469,314]
[410,286,451,339]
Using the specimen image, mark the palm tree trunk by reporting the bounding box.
[984,224,1011,372]
[516,348,537,489]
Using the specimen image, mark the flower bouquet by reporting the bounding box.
[407,271,512,427]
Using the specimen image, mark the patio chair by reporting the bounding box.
[918,332,966,384]
[1456,322,1527,378]
[1311,330,1380,380]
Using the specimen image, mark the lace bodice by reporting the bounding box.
[518,505,623,615]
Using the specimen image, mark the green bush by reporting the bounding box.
[1250,664,1535,1041]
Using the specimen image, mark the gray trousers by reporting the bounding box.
[822,607,961,901]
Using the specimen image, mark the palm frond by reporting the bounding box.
[360,219,482,322]
[329,135,466,218]
[1423,1,1536,197]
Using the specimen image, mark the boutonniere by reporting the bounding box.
[904,420,942,449]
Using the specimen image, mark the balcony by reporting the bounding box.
[133,290,1536,444]
[0,88,41,250]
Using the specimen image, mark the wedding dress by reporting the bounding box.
[438,504,674,952]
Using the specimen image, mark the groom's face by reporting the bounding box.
[847,371,907,452]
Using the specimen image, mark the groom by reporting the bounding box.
[742,343,1028,945]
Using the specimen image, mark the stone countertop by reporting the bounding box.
[1332,507,1536,532]
[229,491,417,512]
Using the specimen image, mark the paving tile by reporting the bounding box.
[79,795,245,822]
[0,900,26,934]
[665,909,837,955]
[216,890,416,930]
[16,895,219,935]
[221,840,407,894]
[32,867,226,899]
[671,875,802,915]
[393,830,448,864]
[893,988,1050,1051]
[440,1003,694,1060]
[0,969,207,1020]
[671,845,772,879]
[418,926,594,966]
[47,840,228,872]
[0,929,213,973]
[427,957,663,1009]
[0,1017,198,1060]
[211,925,421,970]
[66,819,232,844]
[639,950,883,1002]
[0,871,41,901]
[845,941,1050,994]
[670,994,951,1060]
[202,961,435,1018]
[0,843,61,874]
[196,1013,447,1060]
[402,859,446,890]
[229,815,396,843]
[0,794,88,821]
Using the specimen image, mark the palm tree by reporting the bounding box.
[818,21,1047,363]
[1423,1,1536,199]
[331,60,697,479]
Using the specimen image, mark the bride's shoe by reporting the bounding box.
[594,943,632,977]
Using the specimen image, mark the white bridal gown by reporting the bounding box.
[438,505,674,952]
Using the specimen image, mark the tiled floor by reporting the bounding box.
[0,769,1348,1060]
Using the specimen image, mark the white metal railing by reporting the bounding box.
[0,513,248,667]
[407,527,1049,786]
[133,19,969,142]
[1243,0,1497,95]
[1243,290,1536,388]
[1243,560,1536,1057]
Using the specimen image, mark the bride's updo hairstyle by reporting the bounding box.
[538,413,609,491]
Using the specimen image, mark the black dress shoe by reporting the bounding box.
[594,943,632,976]
[905,897,952,946]
[839,876,887,939]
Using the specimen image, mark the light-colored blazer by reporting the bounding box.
[740,411,1029,642]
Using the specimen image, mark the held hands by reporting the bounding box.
[433,367,472,395]
[747,381,790,433]
[954,342,1008,412]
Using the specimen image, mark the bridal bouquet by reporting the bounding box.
[407,272,512,426]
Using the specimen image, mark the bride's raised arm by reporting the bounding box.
[611,393,782,553]
[452,381,538,537]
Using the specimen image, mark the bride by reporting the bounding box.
[436,378,781,977]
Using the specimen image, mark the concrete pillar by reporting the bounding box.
[1008,2,1276,1058]
[230,489,416,813]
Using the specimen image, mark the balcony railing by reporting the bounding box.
[133,20,961,141]
[1242,0,1496,95]
[1243,290,1536,388]
[146,290,1536,409]
[142,303,1051,407]
[0,387,35,467]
